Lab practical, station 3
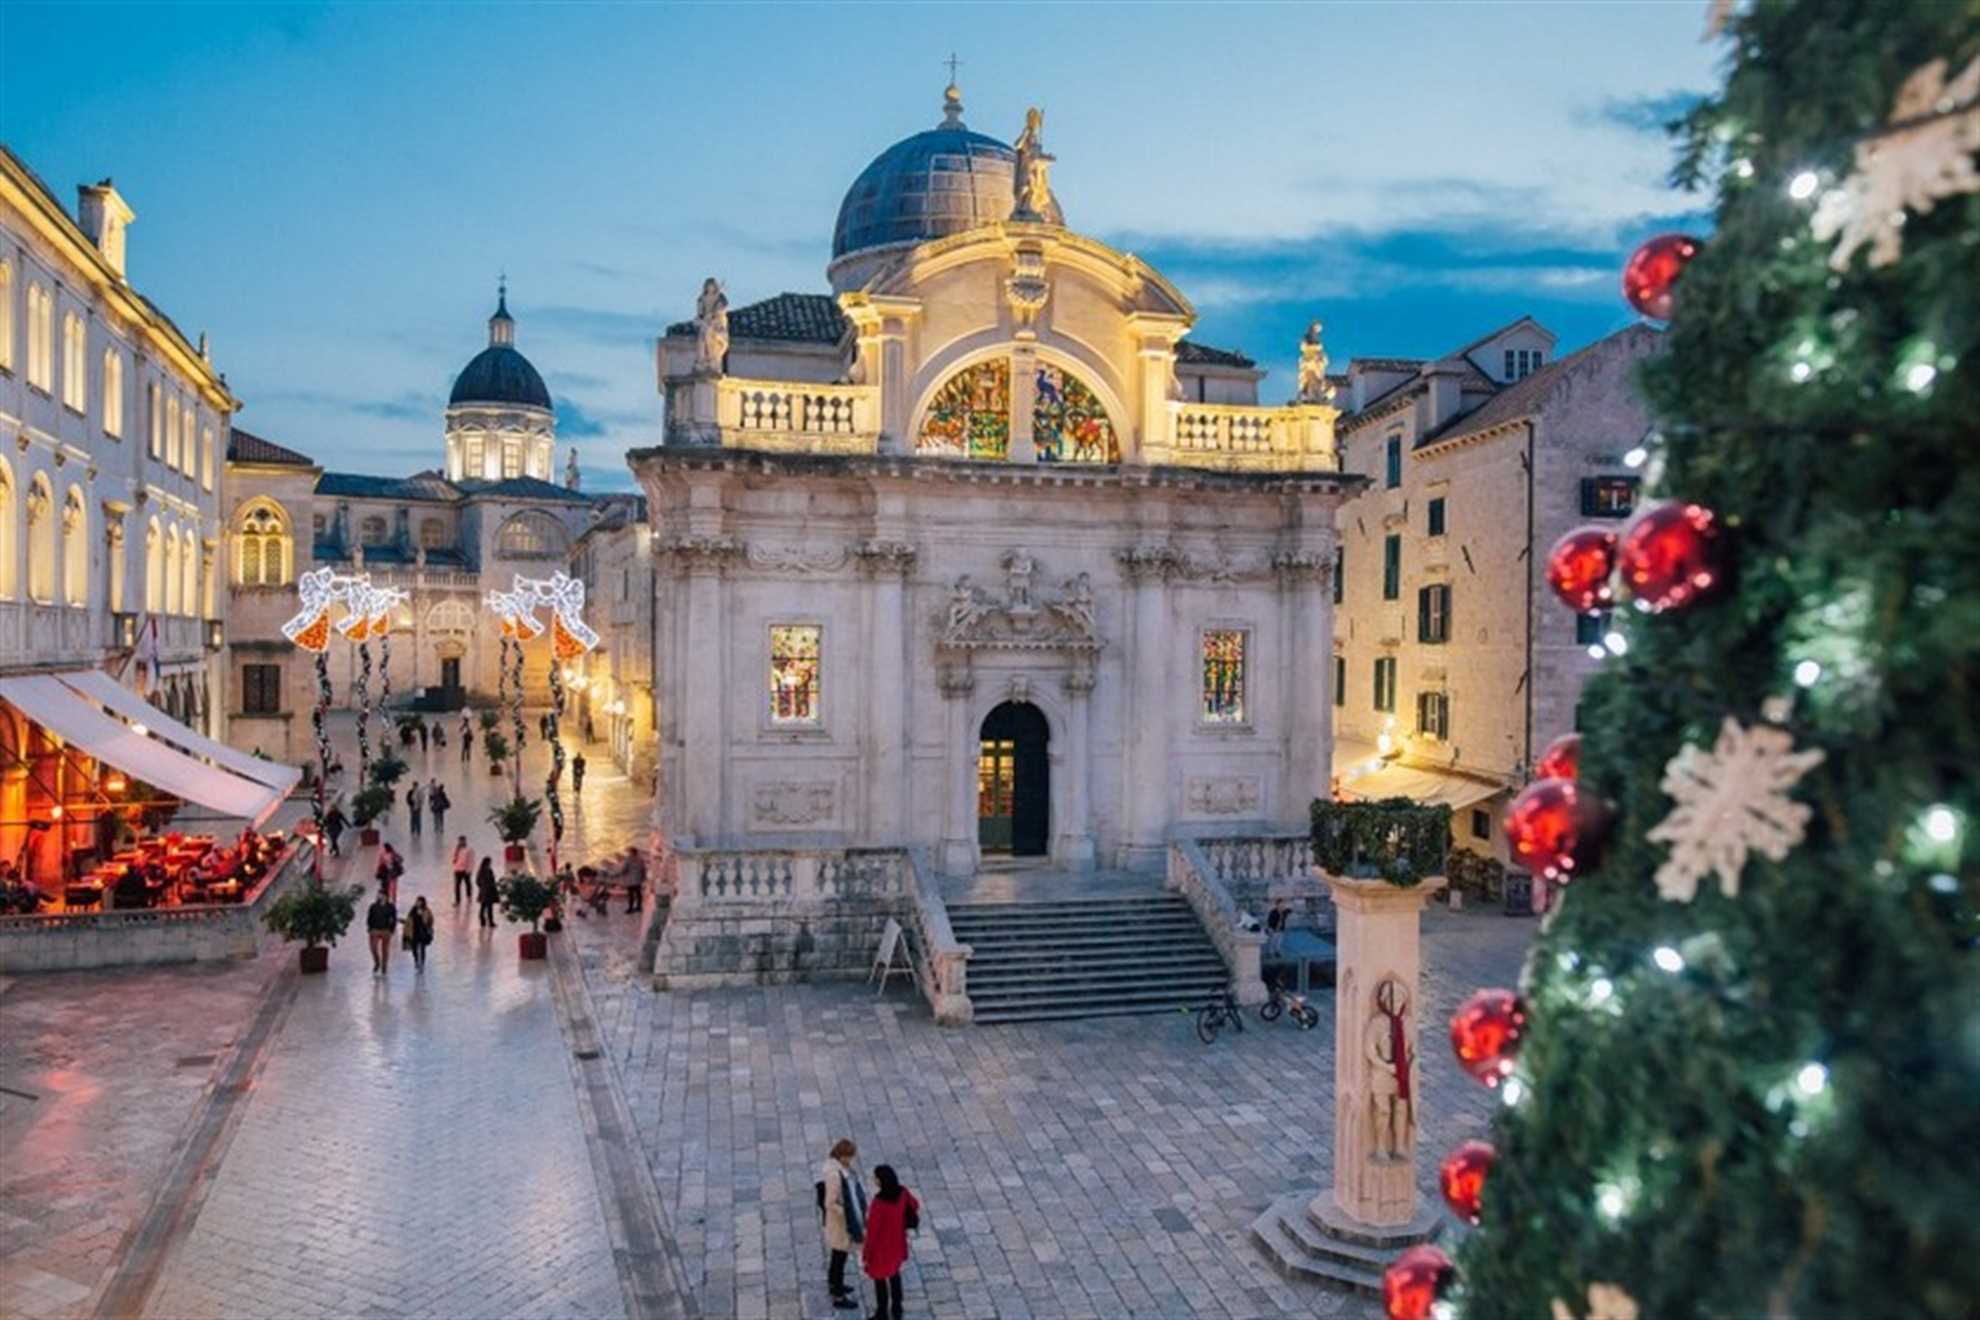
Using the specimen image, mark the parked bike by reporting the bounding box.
[1194,989,1246,1044]
[1259,976,1320,1030]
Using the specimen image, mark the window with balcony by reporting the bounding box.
[1382,534,1401,600]
[1418,583,1451,644]
[1201,628,1247,724]
[769,624,822,725]
[61,313,86,412]
[26,284,52,390]
[1416,690,1449,739]
[1427,496,1445,537]
[1581,475,1640,518]
[102,349,124,437]
[1373,656,1397,712]
[241,664,282,715]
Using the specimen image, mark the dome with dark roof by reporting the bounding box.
[448,291,552,411]
[831,88,1064,260]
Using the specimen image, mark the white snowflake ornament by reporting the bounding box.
[1648,716,1825,902]
[1551,1283,1641,1320]
[1812,55,1980,271]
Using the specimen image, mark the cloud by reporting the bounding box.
[252,387,440,423]
[531,304,662,346]
[556,399,609,438]
[1588,90,1708,136]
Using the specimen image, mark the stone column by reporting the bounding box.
[1312,873,1446,1236]
[881,328,911,447]
[1136,338,1178,464]
[1008,346,1037,464]
[1057,661,1097,869]
[1118,547,1173,867]
[859,540,916,841]
[937,658,976,874]
[1278,547,1336,830]
[672,537,738,846]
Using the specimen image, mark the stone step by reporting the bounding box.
[972,991,1223,1024]
[956,926,1212,949]
[966,949,1227,975]
[970,978,1227,1011]
[947,895,1186,911]
[966,963,1230,992]
[948,910,1198,930]
[1248,1200,1385,1296]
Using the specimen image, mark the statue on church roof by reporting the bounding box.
[565,447,581,490]
[1297,318,1336,404]
[693,278,729,374]
[1011,107,1057,222]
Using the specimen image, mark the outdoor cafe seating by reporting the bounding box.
[42,830,290,914]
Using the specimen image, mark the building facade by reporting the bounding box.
[221,296,605,761]
[569,496,656,788]
[635,85,1356,877]
[0,146,236,876]
[1330,319,1662,861]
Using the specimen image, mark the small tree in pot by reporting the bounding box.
[499,871,557,960]
[483,730,511,779]
[351,785,395,847]
[488,794,541,866]
[368,751,409,790]
[262,882,365,973]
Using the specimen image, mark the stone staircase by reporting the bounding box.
[1250,1191,1443,1296]
[944,892,1230,1024]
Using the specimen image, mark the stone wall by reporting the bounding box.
[649,900,903,990]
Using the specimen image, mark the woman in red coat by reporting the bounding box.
[859,1164,919,1320]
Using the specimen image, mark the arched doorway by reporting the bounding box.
[978,701,1049,856]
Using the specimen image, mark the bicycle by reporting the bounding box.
[1259,976,1320,1030]
[1194,989,1246,1045]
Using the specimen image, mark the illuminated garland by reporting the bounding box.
[482,574,599,871]
[282,567,385,853]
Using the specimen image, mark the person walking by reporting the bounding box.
[406,782,425,837]
[572,752,587,794]
[405,896,435,971]
[861,1165,920,1320]
[322,803,347,858]
[428,778,449,834]
[817,1138,867,1312]
[475,857,500,929]
[433,722,446,752]
[461,725,474,764]
[376,843,404,903]
[451,836,475,906]
[366,886,398,974]
[417,721,429,754]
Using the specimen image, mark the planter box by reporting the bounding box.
[489,763,506,778]
[504,844,526,865]
[300,945,330,974]
[518,931,547,960]
[359,828,381,847]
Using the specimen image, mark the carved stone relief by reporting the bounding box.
[748,780,836,828]
[1185,775,1263,816]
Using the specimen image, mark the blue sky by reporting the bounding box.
[1,3,1719,491]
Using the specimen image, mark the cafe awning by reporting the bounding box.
[0,673,286,826]
[1339,762,1505,812]
[57,668,301,796]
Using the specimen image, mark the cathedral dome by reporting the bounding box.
[831,86,1064,260]
[448,291,552,411]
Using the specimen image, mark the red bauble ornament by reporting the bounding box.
[1382,1244,1456,1320]
[1536,732,1581,782]
[1503,777,1614,880]
[1438,1140,1496,1225]
[1618,501,1728,613]
[1545,526,1618,613]
[1450,987,1527,1086]
[1622,232,1702,320]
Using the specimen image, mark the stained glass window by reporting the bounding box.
[769,625,822,725]
[1033,365,1119,463]
[917,359,1009,459]
[1202,629,1246,723]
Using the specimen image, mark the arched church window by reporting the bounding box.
[237,503,291,587]
[1201,629,1247,724]
[426,600,473,633]
[62,486,87,607]
[769,625,821,725]
[502,439,523,480]
[917,359,1009,459]
[496,511,567,559]
[1034,364,1120,464]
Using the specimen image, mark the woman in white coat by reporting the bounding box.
[818,1137,867,1311]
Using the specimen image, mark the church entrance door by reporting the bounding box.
[978,701,1049,856]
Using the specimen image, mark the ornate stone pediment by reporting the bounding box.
[745,543,850,575]
[938,551,1099,652]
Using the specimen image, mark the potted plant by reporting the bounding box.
[262,882,364,973]
[499,870,557,960]
[488,794,541,866]
[351,784,394,847]
[369,751,409,789]
[484,729,511,778]
[477,707,500,735]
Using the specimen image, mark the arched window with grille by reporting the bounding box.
[426,599,473,633]
[62,486,87,607]
[25,475,55,604]
[495,511,568,559]
[236,501,291,586]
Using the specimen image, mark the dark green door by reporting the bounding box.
[978,702,1049,856]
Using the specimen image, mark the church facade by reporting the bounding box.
[632,86,1360,876]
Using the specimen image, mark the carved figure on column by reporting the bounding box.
[693,278,729,373]
[1297,319,1336,404]
[1003,549,1035,610]
[1364,975,1416,1159]
[945,576,990,639]
[1052,572,1095,636]
[1011,108,1057,220]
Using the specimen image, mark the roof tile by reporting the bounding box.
[227,427,316,467]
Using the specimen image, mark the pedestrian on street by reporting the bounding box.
[1265,898,1290,959]
[572,752,587,793]
[366,886,398,974]
[405,896,435,971]
[406,782,425,837]
[400,722,415,751]
[428,778,449,834]
[322,803,347,857]
[861,1164,920,1320]
[540,713,552,741]
[475,857,500,929]
[461,727,474,764]
[623,845,647,913]
[377,844,404,903]
[817,1138,867,1312]
[451,836,475,905]
[433,722,446,751]
[417,721,429,754]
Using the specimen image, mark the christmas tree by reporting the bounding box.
[1421,3,1980,1317]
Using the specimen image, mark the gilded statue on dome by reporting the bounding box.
[1011,107,1056,220]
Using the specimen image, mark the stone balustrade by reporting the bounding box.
[715,378,881,454]
[1167,838,1268,1005]
[900,847,973,1026]
[1158,402,1339,473]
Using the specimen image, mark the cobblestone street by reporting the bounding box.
[3,718,1530,1319]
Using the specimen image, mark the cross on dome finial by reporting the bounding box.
[489,274,515,346]
[940,53,965,128]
